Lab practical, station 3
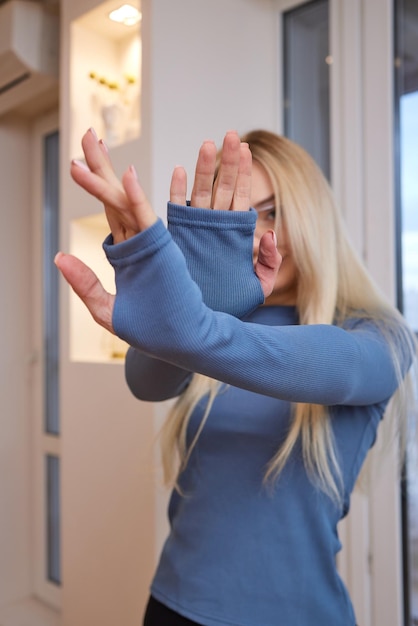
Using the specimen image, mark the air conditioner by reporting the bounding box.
[0,0,59,117]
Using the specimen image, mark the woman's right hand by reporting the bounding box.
[170,130,251,211]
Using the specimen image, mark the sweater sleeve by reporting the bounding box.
[124,203,264,403]
[124,346,191,401]
[167,202,264,317]
[103,219,403,407]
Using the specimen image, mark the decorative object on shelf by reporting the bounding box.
[89,71,140,146]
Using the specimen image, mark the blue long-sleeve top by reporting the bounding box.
[103,204,405,626]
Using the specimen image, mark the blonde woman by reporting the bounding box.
[56,128,416,626]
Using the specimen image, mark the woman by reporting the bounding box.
[56,128,416,626]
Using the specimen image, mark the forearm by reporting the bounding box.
[125,203,264,401]
[124,204,264,401]
[104,220,400,407]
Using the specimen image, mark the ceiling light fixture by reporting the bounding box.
[108,4,141,26]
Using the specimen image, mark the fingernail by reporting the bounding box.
[129,164,138,179]
[72,159,90,171]
[89,127,98,140]
[99,138,109,153]
[269,230,277,247]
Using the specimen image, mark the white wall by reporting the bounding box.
[144,0,278,217]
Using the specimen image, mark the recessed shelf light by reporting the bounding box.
[108,4,141,26]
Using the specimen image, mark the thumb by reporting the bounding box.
[255,230,282,299]
[55,252,115,334]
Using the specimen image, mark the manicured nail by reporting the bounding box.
[89,127,98,140]
[72,159,90,171]
[129,164,138,179]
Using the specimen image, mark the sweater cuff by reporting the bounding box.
[103,218,170,265]
[167,202,263,317]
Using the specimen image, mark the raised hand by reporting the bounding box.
[57,126,162,332]
[169,130,251,211]
[70,127,157,243]
[169,130,281,298]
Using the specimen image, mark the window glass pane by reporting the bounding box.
[46,454,61,585]
[400,93,418,331]
[394,0,418,622]
[283,0,330,179]
[44,131,60,435]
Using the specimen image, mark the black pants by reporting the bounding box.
[143,596,202,626]
[144,595,360,626]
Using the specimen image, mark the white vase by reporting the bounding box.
[101,102,124,147]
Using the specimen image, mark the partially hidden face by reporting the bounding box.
[251,162,298,306]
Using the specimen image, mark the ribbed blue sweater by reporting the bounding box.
[103,204,404,626]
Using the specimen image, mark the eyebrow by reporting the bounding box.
[254,195,275,211]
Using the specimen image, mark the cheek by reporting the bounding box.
[276,255,298,284]
[276,229,290,253]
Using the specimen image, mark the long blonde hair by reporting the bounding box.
[160,130,417,502]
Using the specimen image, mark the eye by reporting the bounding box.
[255,203,276,224]
[265,207,276,222]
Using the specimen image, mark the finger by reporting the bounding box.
[70,159,131,237]
[71,158,153,243]
[122,165,158,234]
[212,131,241,211]
[98,138,111,163]
[190,140,217,208]
[81,127,123,189]
[231,142,252,212]
[70,159,126,207]
[54,252,115,334]
[170,166,187,206]
[255,230,282,298]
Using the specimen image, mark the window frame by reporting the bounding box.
[30,111,62,610]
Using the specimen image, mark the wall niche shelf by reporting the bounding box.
[70,214,128,363]
[70,0,142,160]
